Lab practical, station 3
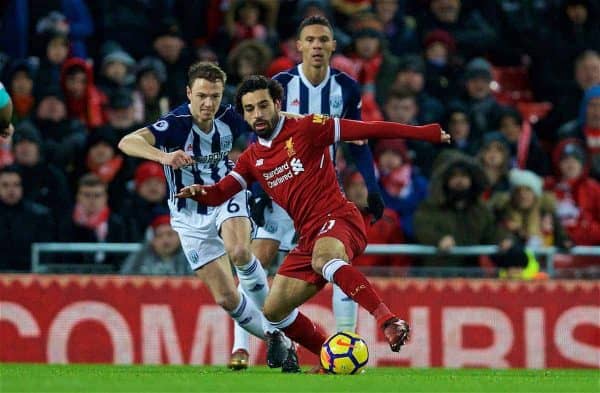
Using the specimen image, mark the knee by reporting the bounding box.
[252,240,279,268]
[262,298,286,323]
[227,244,252,266]
[312,250,343,275]
[213,288,240,312]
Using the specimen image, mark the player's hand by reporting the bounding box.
[176,184,206,199]
[161,150,194,169]
[366,192,385,224]
[251,195,273,227]
[441,130,451,144]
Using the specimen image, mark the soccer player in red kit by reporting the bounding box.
[177,75,450,367]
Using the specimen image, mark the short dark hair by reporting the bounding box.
[78,173,106,190]
[0,164,21,178]
[297,15,333,38]
[235,75,284,114]
[187,61,227,87]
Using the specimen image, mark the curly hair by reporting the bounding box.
[234,75,283,114]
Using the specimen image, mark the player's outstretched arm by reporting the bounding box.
[175,175,243,206]
[118,128,194,169]
[337,118,451,144]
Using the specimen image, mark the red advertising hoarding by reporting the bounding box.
[0,275,598,368]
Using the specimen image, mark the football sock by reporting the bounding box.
[232,319,250,353]
[271,309,326,356]
[322,259,395,328]
[332,284,358,332]
[235,255,269,308]
[229,291,266,340]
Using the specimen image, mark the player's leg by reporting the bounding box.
[332,284,358,332]
[251,238,280,268]
[263,274,326,358]
[311,235,410,352]
[251,202,295,268]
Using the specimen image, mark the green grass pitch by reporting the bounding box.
[0,364,598,393]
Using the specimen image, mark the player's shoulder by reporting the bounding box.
[215,104,238,123]
[149,103,191,132]
[272,66,299,85]
[330,68,360,88]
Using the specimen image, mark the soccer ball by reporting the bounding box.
[320,331,369,375]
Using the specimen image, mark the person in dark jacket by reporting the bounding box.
[0,165,55,272]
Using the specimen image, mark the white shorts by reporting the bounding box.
[253,201,296,252]
[170,190,250,270]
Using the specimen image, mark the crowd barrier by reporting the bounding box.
[1,274,598,368]
[31,243,600,277]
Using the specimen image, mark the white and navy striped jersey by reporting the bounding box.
[147,103,247,215]
[273,65,362,120]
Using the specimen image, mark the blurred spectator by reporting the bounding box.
[558,84,600,180]
[0,0,93,59]
[120,161,167,242]
[6,60,37,124]
[224,39,273,105]
[59,173,128,268]
[477,132,511,200]
[88,0,171,59]
[417,0,497,60]
[536,50,600,142]
[344,170,410,268]
[152,17,193,105]
[105,89,141,139]
[132,57,170,125]
[374,139,428,242]
[495,106,550,176]
[0,165,55,272]
[120,214,192,276]
[489,169,571,250]
[32,84,86,172]
[221,0,278,53]
[422,29,461,101]
[97,43,136,97]
[392,54,445,124]
[60,57,107,128]
[546,139,600,246]
[12,121,72,222]
[442,101,479,156]
[74,127,132,211]
[34,30,70,92]
[459,57,503,139]
[371,0,419,56]
[413,151,512,267]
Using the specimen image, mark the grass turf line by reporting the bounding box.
[0,364,598,393]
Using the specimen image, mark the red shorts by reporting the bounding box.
[277,203,367,288]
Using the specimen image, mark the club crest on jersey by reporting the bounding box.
[312,114,329,124]
[153,120,169,131]
[284,137,296,157]
[220,135,233,151]
[330,96,343,111]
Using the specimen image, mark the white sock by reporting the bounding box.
[332,284,358,332]
[235,255,269,308]
[321,258,349,283]
[229,291,265,340]
[232,321,250,353]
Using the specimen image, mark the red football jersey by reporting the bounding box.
[231,114,351,235]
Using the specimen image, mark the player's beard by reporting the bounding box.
[253,114,278,139]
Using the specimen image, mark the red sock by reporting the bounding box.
[333,265,396,328]
[281,312,326,356]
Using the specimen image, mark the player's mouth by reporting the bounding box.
[312,53,324,61]
[254,120,267,131]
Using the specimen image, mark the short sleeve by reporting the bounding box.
[146,113,182,147]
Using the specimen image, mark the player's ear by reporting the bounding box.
[274,99,281,111]
[186,85,192,102]
[296,38,303,53]
[332,39,337,52]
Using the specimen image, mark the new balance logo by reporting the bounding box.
[256,158,264,166]
[290,158,304,175]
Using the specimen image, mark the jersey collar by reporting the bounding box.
[257,115,285,148]
[298,64,330,90]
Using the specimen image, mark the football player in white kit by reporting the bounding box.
[118,62,298,372]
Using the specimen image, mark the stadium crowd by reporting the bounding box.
[0,0,599,277]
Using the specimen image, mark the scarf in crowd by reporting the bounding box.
[72,204,110,240]
[86,154,123,184]
[584,125,600,154]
